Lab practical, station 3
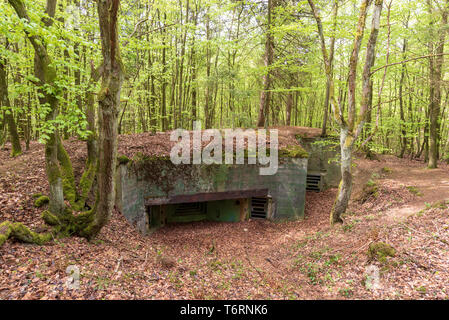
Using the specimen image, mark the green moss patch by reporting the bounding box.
[34,195,50,208]
[0,221,52,246]
[117,155,131,165]
[279,145,309,159]
[381,167,392,174]
[368,242,396,263]
[0,221,12,246]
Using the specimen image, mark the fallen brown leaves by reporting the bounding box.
[1,141,449,300]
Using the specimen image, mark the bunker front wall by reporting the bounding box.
[115,157,307,234]
[159,198,249,224]
[297,136,341,189]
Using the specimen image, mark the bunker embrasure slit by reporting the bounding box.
[251,197,268,219]
[306,173,323,192]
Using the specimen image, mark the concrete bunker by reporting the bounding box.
[297,135,341,191]
[114,126,340,235]
[146,189,273,229]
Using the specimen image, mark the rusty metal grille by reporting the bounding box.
[250,197,268,219]
[306,173,322,192]
[174,202,205,216]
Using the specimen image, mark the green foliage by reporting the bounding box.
[0,0,446,165]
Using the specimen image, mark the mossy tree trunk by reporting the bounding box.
[80,0,123,239]
[309,0,383,225]
[1,0,103,247]
[8,0,96,213]
[0,52,22,157]
[8,0,68,216]
[75,62,102,210]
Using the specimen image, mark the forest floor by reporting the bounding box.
[1,140,449,300]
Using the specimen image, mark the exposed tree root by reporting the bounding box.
[41,209,95,237]
[0,207,99,247]
[0,221,52,246]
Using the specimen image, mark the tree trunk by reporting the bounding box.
[428,1,448,168]
[309,0,383,224]
[330,129,353,224]
[321,0,338,137]
[161,13,168,131]
[286,92,293,125]
[204,12,211,129]
[399,38,407,158]
[257,0,274,128]
[81,0,123,238]
[0,54,22,157]
[8,0,67,215]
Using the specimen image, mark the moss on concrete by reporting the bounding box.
[279,145,309,159]
[128,152,194,194]
[117,154,130,165]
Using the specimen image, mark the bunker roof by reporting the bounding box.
[117,126,321,159]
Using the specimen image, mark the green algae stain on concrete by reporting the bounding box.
[116,155,308,235]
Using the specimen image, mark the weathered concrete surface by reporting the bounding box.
[116,158,307,235]
[297,136,341,189]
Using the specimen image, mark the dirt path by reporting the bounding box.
[352,156,449,223]
[383,165,449,222]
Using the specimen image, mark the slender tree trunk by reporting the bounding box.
[286,91,293,125]
[321,0,338,137]
[0,53,22,157]
[204,12,211,129]
[177,0,189,128]
[160,13,168,131]
[309,0,383,224]
[399,38,408,158]
[428,1,448,168]
[257,0,274,128]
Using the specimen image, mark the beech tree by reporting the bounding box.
[308,0,384,224]
[257,0,276,127]
[0,46,22,157]
[0,0,449,238]
[427,0,449,168]
[0,0,123,245]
